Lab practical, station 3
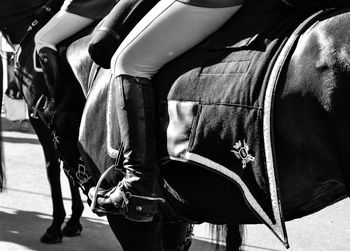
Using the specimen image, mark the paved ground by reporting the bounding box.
[0,118,350,251]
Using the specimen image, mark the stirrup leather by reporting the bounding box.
[31,94,48,118]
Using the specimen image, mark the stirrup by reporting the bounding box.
[90,144,125,214]
[90,143,165,220]
[89,186,127,216]
[31,94,48,119]
[90,183,165,222]
[90,166,165,214]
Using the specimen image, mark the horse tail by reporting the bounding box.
[209,223,245,250]
[0,142,4,192]
[0,55,4,192]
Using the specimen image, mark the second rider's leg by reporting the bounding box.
[34,10,94,113]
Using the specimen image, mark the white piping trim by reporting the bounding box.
[106,76,120,158]
[262,35,298,246]
[168,152,287,243]
[262,11,325,246]
[184,153,275,225]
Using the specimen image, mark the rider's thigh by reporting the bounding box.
[111,0,242,79]
[34,10,94,51]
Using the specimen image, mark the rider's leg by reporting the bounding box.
[34,10,94,112]
[111,0,242,78]
[92,0,243,221]
[112,75,159,222]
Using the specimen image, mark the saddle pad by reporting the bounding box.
[154,2,318,246]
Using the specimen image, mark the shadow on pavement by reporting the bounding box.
[1,135,40,145]
[0,209,120,251]
[1,117,35,134]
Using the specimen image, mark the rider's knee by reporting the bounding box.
[111,49,133,77]
[34,31,57,52]
[110,48,153,80]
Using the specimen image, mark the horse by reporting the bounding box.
[0,0,85,243]
[69,0,350,250]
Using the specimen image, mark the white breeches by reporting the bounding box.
[34,10,94,52]
[111,0,242,79]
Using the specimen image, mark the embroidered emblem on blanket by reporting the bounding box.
[231,140,255,169]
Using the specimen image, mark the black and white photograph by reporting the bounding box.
[1,0,350,250]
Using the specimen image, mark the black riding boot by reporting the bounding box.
[37,47,57,115]
[105,75,161,222]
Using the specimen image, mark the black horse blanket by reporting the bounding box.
[153,1,315,245]
[76,0,331,246]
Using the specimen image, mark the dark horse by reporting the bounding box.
[0,0,85,243]
[70,0,350,250]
